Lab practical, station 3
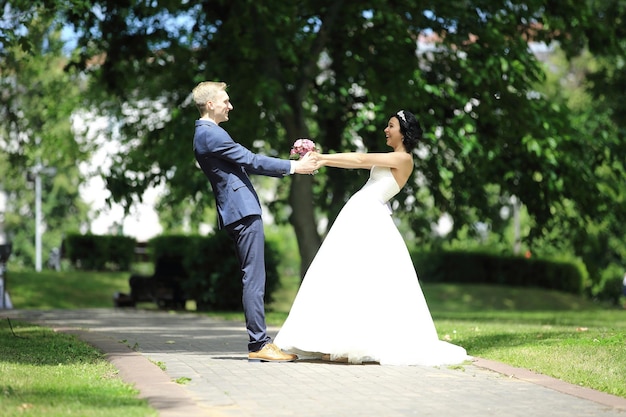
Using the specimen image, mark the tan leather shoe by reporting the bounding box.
[248,343,298,362]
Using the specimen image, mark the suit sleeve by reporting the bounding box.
[199,127,291,177]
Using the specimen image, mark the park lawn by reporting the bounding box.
[6,269,131,309]
[4,269,626,401]
[2,269,158,417]
[432,310,626,398]
[421,285,625,399]
[0,320,156,417]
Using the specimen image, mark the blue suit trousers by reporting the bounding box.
[225,215,271,352]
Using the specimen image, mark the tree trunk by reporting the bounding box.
[288,174,321,279]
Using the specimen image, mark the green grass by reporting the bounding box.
[432,309,626,398]
[0,320,156,417]
[420,285,625,399]
[4,268,626,404]
[7,269,131,309]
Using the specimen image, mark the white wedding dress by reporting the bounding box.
[274,166,470,366]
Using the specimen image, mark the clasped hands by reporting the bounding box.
[293,151,322,175]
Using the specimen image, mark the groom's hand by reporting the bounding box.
[293,151,319,174]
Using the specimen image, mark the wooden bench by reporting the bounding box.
[114,256,187,310]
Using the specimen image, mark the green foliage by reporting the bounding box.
[531,41,626,289]
[0,320,156,417]
[2,0,626,289]
[593,263,626,305]
[70,1,622,282]
[63,234,137,271]
[148,233,280,311]
[414,249,589,295]
[0,9,91,268]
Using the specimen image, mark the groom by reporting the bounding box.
[192,81,318,362]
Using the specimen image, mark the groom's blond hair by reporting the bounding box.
[192,81,227,116]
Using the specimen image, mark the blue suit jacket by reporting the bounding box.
[193,120,291,229]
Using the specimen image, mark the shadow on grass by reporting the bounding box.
[0,320,102,366]
[432,308,626,328]
[423,283,614,313]
[1,385,148,409]
[457,329,582,352]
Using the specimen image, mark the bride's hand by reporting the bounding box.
[295,152,317,174]
[309,151,324,169]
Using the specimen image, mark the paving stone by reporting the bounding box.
[7,309,626,417]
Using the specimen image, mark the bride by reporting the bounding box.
[274,110,470,366]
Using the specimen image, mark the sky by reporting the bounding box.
[81,175,164,242]
[73,111,163,242]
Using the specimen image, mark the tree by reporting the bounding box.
[4,0,626,279]
[0,8,90,267]
[530,39,626,291]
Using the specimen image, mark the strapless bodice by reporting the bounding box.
[356,166,401,204]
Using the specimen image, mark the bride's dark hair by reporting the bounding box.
[393,110,423,153]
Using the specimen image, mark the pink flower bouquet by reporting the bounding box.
[289,138,317,160]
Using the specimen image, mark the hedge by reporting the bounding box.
[411,249,589,295]
[148,232,280,311]
[63,234,136,271]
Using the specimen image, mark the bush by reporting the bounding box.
[412,249,588,295]
[63,234,136,271]
[592,263,625,305]
[148,233,280,311]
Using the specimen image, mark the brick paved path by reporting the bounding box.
[6,309,626,417]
